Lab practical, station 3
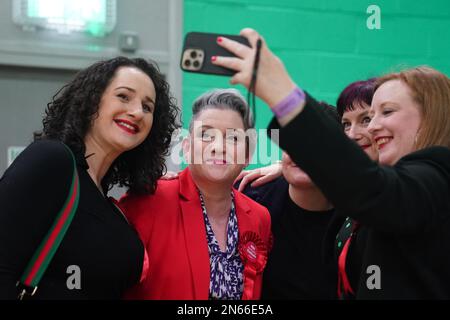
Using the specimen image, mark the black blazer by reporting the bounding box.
[268,93,450,299]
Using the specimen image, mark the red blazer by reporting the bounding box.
[119,168,272,300]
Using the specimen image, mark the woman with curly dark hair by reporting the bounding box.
[0,56,179,299]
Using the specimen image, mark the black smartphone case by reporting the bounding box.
[181,32,250,76]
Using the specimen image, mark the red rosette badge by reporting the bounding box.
[238,231,269,300]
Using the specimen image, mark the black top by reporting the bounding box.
[0,140,144,300]
[268,93,450,299]
[237,177,337,299]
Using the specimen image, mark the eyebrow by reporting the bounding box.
[115,86,155,105]
[357,110,369,118]
[341,110,369,121]
[369,101,399,116]
[197,126,243,134]
[379,101,399,109]
[200,126,243,130]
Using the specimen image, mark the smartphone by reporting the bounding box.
[180,32,250,76]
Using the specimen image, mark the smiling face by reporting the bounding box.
[368,79,422,165]
[85,66,156,156]
[342,102,378,161]
[184,108,248,185]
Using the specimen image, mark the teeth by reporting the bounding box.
[117,121,136,132]
[377,137,391,146]
[207,159,226,164]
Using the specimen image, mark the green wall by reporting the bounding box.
[182,0,450,167]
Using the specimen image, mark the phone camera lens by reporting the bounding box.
[190,51,197,59]
[193,61,200,68]
[184,59,191,67]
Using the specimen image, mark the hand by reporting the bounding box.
[235,162,283,192]
[212,28,297,107]
[161,171,179,180]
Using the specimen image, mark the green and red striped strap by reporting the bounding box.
[19,144,80,292]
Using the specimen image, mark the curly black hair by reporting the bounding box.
[34,56,180,195]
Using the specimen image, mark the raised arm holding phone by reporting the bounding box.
[211,28,450,299]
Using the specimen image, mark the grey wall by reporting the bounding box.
[0,0,183,197]
[0,64,76,158]
[0,0,180,73]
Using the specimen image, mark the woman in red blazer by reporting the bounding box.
[119,89,272,300]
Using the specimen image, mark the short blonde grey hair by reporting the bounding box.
[188,88,254,132]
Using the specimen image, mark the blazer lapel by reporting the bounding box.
[233,190,257,238]
[179,168,210,300]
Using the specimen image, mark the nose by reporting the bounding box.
[210,134,225,155]
[367,117,381,135]
[347,125,361,141]
[127,103,145,120]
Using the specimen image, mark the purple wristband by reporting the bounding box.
[271,87,306,118]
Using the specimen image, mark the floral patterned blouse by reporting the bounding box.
[199,192,244,300]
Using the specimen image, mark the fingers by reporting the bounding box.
[239,28,263,48]
[238,170,262,192]
[214,30,266,90]
[212,56,243,72]
[238,174,253,192]
[235,170,250,183]
[251,173,278,187]
[212,56,250,87]
[217,36,252,58]
[250,176,271,187]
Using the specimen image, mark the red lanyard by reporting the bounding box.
[337,221,359,298]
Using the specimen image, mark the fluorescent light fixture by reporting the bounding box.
[13,0,116,37]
